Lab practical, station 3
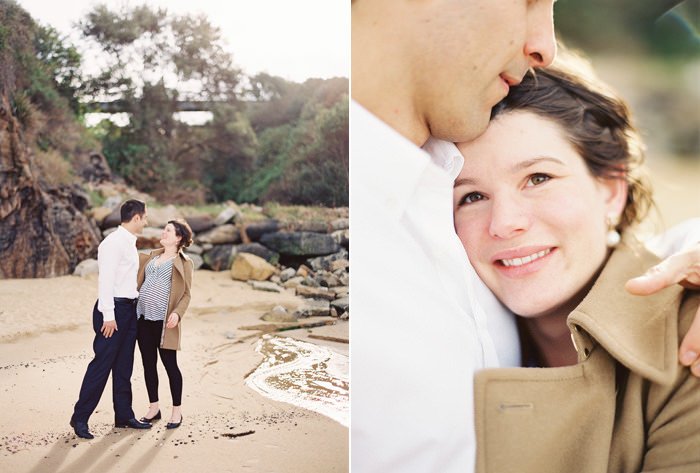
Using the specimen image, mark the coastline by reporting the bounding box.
[0,270,348,472]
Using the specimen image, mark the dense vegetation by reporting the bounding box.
[1,1,348,206]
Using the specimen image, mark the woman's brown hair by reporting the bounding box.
[168,219,194,251]
[491,52,653,231]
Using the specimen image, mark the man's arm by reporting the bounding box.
[97,238,120,337]
[626,219,700,375]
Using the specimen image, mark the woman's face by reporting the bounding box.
[453,111,626,319]
[160,223,181,249]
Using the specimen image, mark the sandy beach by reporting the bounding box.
[0,270,349,473]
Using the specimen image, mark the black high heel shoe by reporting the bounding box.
[140,410,161,423]
[166,415,183,429]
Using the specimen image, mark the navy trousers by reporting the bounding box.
[72,299,137,424]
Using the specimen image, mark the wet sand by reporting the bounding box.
[0,270,348,473]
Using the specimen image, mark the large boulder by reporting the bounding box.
[230,253,277,281]
[73,258,99,277]
[146,204,183,228]
[196,224,240,245]
[241,219,279,242]
[136,227,163,249]
[202,244,234,271]
[184,215,216,234]
[307,249,349,272]
[260,232,340,257]
[294,299,331,318]
[187,253,204,270]
[231,243,279,264]
[214,206,240,226]
[101,207,122,230]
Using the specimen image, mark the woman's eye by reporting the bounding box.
[460,192,486,205]
[527,173,551,186]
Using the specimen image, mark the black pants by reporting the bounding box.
[136,318,183,406]
[72,299,137,424]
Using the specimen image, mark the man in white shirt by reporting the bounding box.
[351,1,700,472]
[70,200,152,439]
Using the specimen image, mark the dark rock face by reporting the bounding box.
[185,215,216,234]
[231,243,279,264]
[0,96,100,278]
[80,152,112,183]
[202,244,234,271]
[260,231,340,257]
[241,219,279,242]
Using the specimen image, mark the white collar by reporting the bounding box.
[117,225,138,243]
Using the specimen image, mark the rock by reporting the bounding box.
[249,281,283,293]
[187,253,204,270]
[214,206,240,226]
[288,221,329,233]
[80,152,112,183]
[279,267,296,282]
[225,331,236,340]
[90,207,113,225]
[331,218,349,231]
[316,271,341,288]
[202,244,234,271]
[308,250,349,272]
[201,243,214,251]
[334,287,349,298]
[137,227,163,249]
[101,207,122,230]
[0,112,102,278]
[187,243,204,255]
[270,275,281,284]
[103,227,117,238]
[74,259,99,277]
[283,276,304,289]
[103,195,123,210]
[259,232,340,256]
[241,219,280,242]
[261,305,297,323]
[331,259,349,272]
[301,276,320,288]
[230,253,277,281]
[231,243,279,264]
[339,311,349,321]
[331,297,349,312]
[196,224,240,245]
[296,265,311,278]
[330,307,338,318]
[147,204,183,228]
[296,285,336,301]
[337,272,349,286]
[294,299,331,318]
[331,229,350,249]
[185,215,216,234]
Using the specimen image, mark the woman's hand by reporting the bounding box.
[166,312,180,329]
[626,243,700,376]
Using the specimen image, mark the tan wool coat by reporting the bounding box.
[137,248,193,350]
[474,238,700,473]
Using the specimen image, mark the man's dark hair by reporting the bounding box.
[120,200,146,223]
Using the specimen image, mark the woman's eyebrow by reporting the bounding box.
[512,156,565,172]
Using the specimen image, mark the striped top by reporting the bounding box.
[137,256,174,321]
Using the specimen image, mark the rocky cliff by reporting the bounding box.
[0,93,101,278]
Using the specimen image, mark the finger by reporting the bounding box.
[691,359,700,378]
[679,304,700,367]
[625,257,687,296]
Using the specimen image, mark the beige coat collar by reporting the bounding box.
[567,233,683,385]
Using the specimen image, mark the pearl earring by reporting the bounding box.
[606,215,620,248]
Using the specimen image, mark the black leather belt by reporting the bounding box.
[114,297,137,305]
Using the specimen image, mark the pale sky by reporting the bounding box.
[17,0,349,82]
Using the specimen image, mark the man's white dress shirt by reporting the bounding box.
[97,225,139,321]
[350,101,519,473]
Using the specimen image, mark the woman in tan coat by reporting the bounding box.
[136,219,194,429]
[453,55,700,472]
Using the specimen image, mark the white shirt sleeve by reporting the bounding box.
[645,218,700,258]
[97,237,120,322]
